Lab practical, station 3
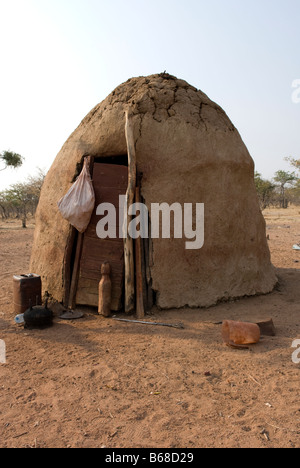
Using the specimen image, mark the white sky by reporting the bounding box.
[0,0,299,189]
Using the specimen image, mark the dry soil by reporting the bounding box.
[0,208,299,448]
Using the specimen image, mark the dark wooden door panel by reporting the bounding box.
[76,163,128,310]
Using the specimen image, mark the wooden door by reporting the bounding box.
[76,162,128,311]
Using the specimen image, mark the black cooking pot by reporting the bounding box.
[24,299,53,329]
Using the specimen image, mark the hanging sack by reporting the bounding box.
[57,158,95,233]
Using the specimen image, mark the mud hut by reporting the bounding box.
[30,73,277,313]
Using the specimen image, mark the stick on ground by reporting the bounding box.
[113,318,184,329]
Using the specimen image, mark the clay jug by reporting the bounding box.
[222,320,260,346]
[98,262,112,317]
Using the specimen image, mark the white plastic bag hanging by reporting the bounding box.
[57,158,95,233]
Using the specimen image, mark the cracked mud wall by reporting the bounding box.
[30,74,277,308]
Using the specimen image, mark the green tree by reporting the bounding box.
[0,150,24,171]
[0,191,9,219]
[286,179,300,205]
[1,169,45,227]
[273,170,298,208]
[254,172,276,210]
[4,183,32,228]
[285,156,300,173]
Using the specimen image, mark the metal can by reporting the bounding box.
[13,274,42,315]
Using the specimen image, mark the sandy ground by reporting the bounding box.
[0,208,299,449]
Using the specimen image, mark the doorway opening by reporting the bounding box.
[63,154,155,315]
[64,155,128,311]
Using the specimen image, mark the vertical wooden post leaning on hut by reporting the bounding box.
[143,208,154,311]
[68,231,83,309]
[135,184,145,319]
[68,155,94,310]
[124,111,136,314]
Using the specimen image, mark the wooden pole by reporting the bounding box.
[124,111,136,314]
[63,226,76,307]
[143,204,154,310]
[113,318,184,329]
[135,185,145,319]
[68,232,83,309]
[140,236,148,311]
[68,155,94,310]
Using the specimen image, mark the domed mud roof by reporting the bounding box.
[30,73,277,309]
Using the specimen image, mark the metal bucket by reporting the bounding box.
[13,274,42,315]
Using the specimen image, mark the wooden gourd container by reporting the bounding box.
[98,262,112,317]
